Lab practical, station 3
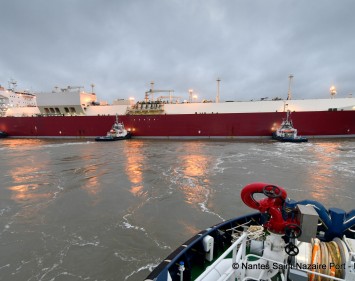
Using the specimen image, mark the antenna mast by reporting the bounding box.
[145,81,155,102]
[216,78,221,103]
[8,78,17,91]
[287,74,294,100]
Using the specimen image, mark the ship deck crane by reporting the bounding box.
[156,95,182,103]
[144,89,175,102]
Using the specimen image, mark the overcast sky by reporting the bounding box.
[1,0,354,102]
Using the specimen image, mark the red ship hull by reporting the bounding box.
[0,111,354,138]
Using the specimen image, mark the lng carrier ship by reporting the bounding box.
[0,78,354,139]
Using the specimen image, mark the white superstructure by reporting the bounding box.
[1,82,355,117]
[0,85,37,116]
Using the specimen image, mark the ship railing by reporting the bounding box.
[195,232,248,281]
[194,231,286,281]
[125,108,165,115]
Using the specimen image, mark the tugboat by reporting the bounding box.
[0,131,8,138]
[272,111,308,142]
[95,116,131,142]
[145,182,355,281]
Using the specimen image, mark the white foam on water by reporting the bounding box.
[71,235,101,247]
[114,251,139,262]
[168,165,225,220]
[40,141,94,150]
[121,212,170,250]
[0,207,10,216]
[213,157,226,174]
[121,213,146,232]
[0,264,10,270]
[198,188,225,221]
[124,262,160,281]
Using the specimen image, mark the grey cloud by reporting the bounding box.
[1,0,354,102]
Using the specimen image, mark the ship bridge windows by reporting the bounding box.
[62,107,77,115]
[43,107,62,115]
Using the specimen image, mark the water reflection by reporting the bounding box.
[79,163,101,197]
[9,184,51,203]
[81,174,100,197]
[8,160,51,204]
[177,143,212,206]
[124,141,145,197]
[306,142,340,201]
[1,139,45,150]
[178,219,201,236]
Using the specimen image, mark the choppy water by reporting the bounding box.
[0,138,354,280]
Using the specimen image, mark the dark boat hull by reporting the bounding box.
[0,131,8,138]
[145,213,261,281]
[95,132,132,141]
[272,134,308,142]
[146,210,355,281]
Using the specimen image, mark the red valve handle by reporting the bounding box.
[241,182,287,212]
[241,183,298,234]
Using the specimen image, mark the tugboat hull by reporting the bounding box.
[95,132,131,142]
[0,131,8,138]
[272,133,308,142]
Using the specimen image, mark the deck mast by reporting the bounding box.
[287,74,294,100]
[216,77,221,103]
